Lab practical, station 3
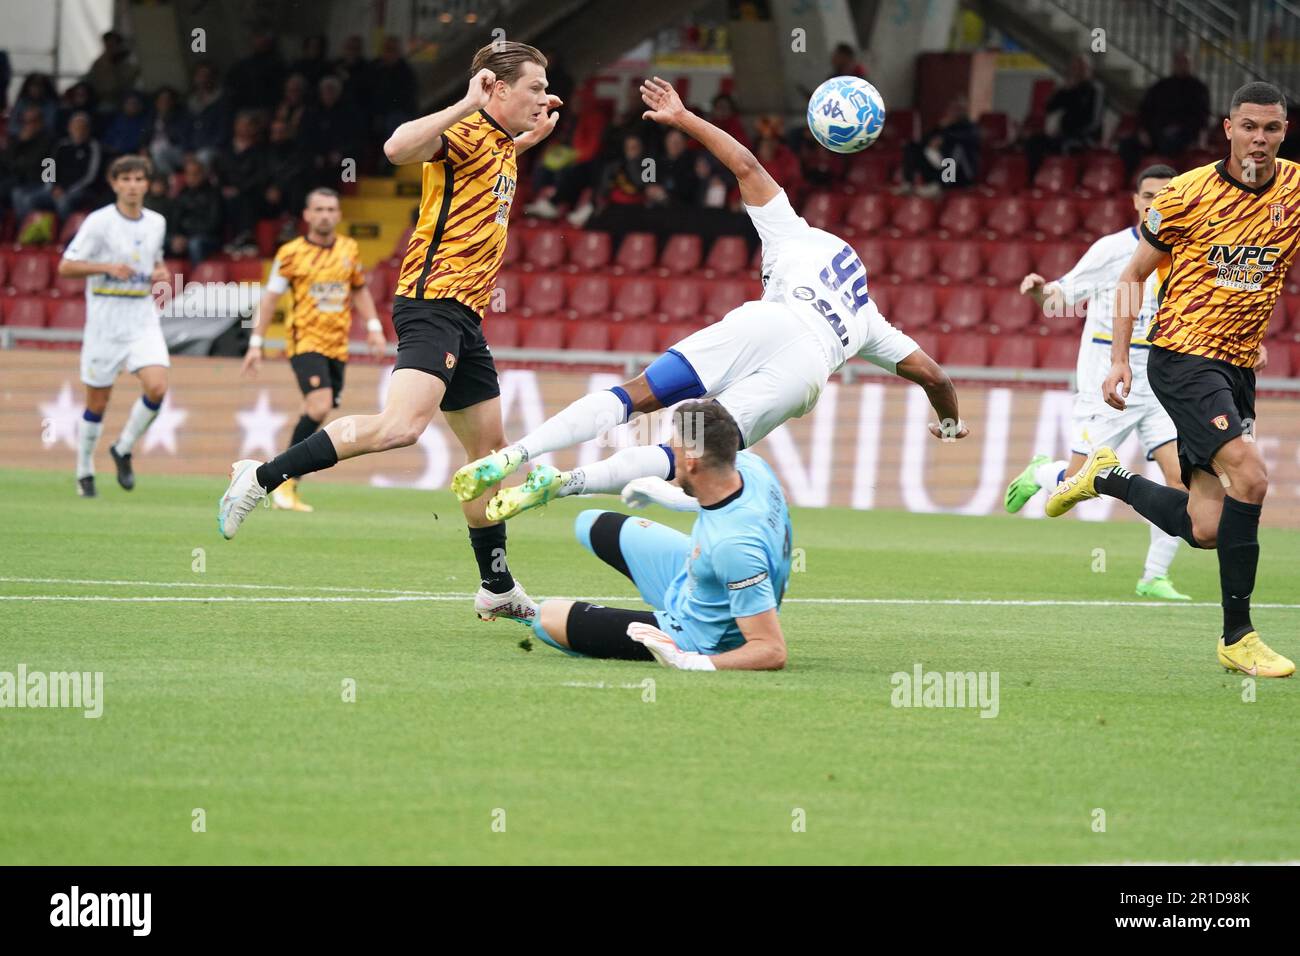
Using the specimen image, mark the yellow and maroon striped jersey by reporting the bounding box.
[394,109,517,314]
[1141,158,1299,367]
[267,235,366,361]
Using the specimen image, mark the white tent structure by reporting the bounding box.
[5,0,113,100]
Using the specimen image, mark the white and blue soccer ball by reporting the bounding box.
[807,76,886,154]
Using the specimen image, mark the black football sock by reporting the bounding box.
[1218,496,1261,645]
[1123,474,1200,547]
[289,413,322,449]
[469,523,515,594]
[256,430,338,493]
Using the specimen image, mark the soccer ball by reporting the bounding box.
[807,76,886,154]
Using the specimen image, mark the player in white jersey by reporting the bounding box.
[451,76,965,518]
[59,156,171,498]
[1006,164,1191,600]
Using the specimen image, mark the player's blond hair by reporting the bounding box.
[470,40,546,86]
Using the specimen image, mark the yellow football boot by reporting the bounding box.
[1218,632,1294,678]
[1045,446,1120,517]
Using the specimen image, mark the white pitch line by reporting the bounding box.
[0,575,436,595]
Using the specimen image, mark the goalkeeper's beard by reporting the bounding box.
[678,472,696,500]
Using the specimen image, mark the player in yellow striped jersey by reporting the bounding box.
[1048,82,1297,676]
[218,41,561,626]
[241,188,386,512]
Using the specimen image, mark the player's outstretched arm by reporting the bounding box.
[711,610,787,670]
[58,259,132,279]
[384,68,495,166]
[640,76,779,207]
[1019,272,1065,315]
[1105,236,1167,410]
[895,349,968,440]
[241,286,282,378]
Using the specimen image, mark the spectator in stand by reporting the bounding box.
[1118,50,1211,172]
[214,111,269,251]
[102,90,150,157]
[301,75,364,185]
[570,132,650,226]
[523,112,580,219]
[369,35,418,139]
[14,111,104,220]
[645,128,701,207]
[187,62,232,165]
[542,49,574,112]
[1024,54,1103,176]
[335,35,372,111]
[800,42,869,98]
[264,117,310,230]
[227,31,285,113]
[7,73,58,139]
[2,106,55,217]
[693,152,731,208]
[897,95,980,197]
[170,156,223,264]
[753,116,803,203]
[709,93,750,148]
[57,82,100,136]
[142,172,175,222]
[275,73,311,135]
[290,35,332,90]
[148,86,190,175]
[84,30,139,110]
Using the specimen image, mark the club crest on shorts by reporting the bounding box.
[1270,203,1285,227]
[445,352,456,369]
[309,375,321,388]
[1211,414,1229,431]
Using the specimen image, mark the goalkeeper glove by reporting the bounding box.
[628,622,716,671]
[620,477,700,512]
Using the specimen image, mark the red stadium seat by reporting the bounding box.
[985,241,1032,286]
[985,197,1032,239]
[8,252,52,294]
[844,194,890,235]
[936,240,982,284]
[613,277,657,320]
[501,230,523,268]
[940,285,986,331]
[938,194,983,238]
[492,272,522,316]
[705,279,750,321]
[906,329,940,359]
[889,240,934,284]
[703,236,748,276]
[484,317,520,349]
[614,232,657,273]
[983,154,1028,193]
[568,230,612,272]
[802,192,844,230]
[1041,297,1084,335]
[566,322,610,351]
[227,258,265,283]
[0,255,8,288]
[1083,197,1131,238]
[986,288,1036,333]
[658,234,703,275]
[851,237,889,278]
[568,275,612,320]
[867,283,891,317]
[58,211,88,246]
[1262,341,1293,377]
[658,278,704,322]
[1032,156,1079,194]
[1080,153,1127,194]
[49,299,86,329]
[656,322,701,352]
[522,318,565,349]
[843,152,895,192]
[523,229,567,271]
[1034,242,1084,281]
[1,295,47,327]
[365,269,392,307]
[942,332,990,366]
[612,323,656,352]
[1034,197,1081,240]
[976,112,1010,148]
[191,260,228,283]
[889,195,937,237]
[522,274,566,316]
[1038,335,1078,369]
[891,286,938,330]
[989,336,1038,367]
[51,273,86,297]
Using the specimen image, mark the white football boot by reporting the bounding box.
[474,582,538,624]
[217,459,268,539]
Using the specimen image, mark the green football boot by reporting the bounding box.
[1004,454,1050,514]
[486,464,567,522]
[1135,576,1192,601]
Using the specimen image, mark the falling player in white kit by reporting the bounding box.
[452,76,965,517]
[1006,164,1191,601]
[59,156,171,497]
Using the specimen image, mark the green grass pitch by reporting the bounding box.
[1,466,1296,865]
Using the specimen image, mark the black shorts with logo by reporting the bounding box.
[391,295,500,412]
[289,352,346,408]
[1147,345,1256,486]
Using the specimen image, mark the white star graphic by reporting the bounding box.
[38,382,82,450]
[142,393,189,454]
[236,389,288,459]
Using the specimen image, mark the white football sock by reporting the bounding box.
[515,389,630,461]
[114,396,161,455]
[1142,523,1181,581]
[77,415,102,478]
[1034,458,1068,492]
[557,444,673,497]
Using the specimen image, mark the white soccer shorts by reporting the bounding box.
[80,323,170,388]
[1070,399,1178,461]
